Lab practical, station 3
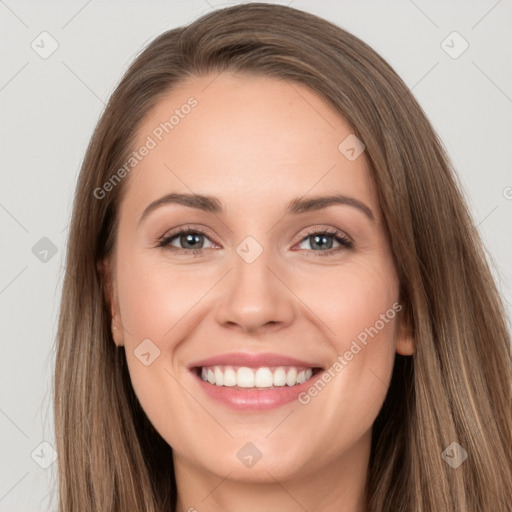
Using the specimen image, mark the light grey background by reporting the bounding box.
[1,0,511,510]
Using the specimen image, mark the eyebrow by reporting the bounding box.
[139,192,375,224]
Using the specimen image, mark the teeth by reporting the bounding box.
[273,367,287,386]
[214,367,224,386]
[199,365,316,388]
[286,367,297,386]
[237,367,255,388]
[223,367,237,386]
[255,367,273,387]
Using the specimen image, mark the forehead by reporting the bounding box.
[124,72,377,219]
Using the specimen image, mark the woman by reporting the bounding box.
[54,3,512,511]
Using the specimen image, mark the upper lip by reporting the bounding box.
[189,352,324,369]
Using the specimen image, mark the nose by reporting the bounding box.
[214,245,296,334]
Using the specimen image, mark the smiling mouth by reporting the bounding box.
[194,365,323,389]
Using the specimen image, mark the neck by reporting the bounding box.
[174,430,371,512]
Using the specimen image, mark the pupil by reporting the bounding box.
[182,233,202,249]
[312,234,332,250]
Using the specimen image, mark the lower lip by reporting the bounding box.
[192,370,323,411]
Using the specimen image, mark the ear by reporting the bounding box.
[97,257,125,347]
[395,305,415,356]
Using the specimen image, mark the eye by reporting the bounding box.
[294,227,353,256]
[157,226,216,254]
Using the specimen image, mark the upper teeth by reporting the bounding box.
[200,366,314,388]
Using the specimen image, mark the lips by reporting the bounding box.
[190,352,323,369]
[189,352,324,411]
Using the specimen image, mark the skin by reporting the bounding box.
[103,72,414,512]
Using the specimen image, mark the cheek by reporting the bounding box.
[115,253,207,342]
[292,260,399,434]
[115,253,206,451]
[114,250,225,432]
[297,256,399,354]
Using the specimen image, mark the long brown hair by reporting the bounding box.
[54,3,512,510]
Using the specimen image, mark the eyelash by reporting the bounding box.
[156,225,353,258]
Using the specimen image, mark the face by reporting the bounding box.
[104,72,413,485]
